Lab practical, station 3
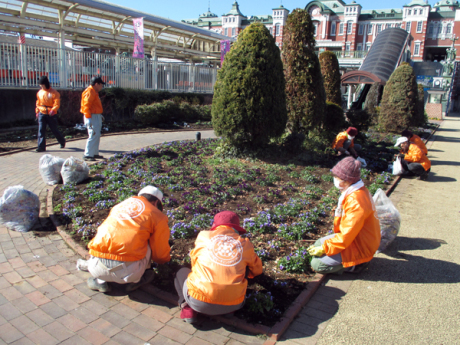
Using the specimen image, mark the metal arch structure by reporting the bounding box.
[0,0,234,62]
[341,70,385,85]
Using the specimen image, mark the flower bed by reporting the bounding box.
[53,137,398,327]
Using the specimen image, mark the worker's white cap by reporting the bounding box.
[138,186,163,202]
[394,137,408,147]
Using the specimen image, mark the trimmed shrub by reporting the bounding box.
[346,109,371,136]
[324,102,347,141]
[379,64,418,132]
[412,83,427,126]
[212,22,287,147]
[319,51,342,106]
[282,9,326,133]
[363,82,382,125]
[134,100,211,125]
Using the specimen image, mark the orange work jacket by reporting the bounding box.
[410,134,428,155]
[401,143,431,171]
[322,187,381,268]
[88,196,171,264]
[332,131,354,149]
[36,88,60,115]
[80,85,103,118]
[186,226,263,306]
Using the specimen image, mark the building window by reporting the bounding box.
[447,23,452,35]
[232,28,236,36]
[346,7,348,12]
[347,21,353,34]
[414,42,420,56]
[357,43,362,51]
[416,21,423,33]
[339,23,344,35]
[386,23,391,29]
[345,43,351,52]
[406,21,411,33]
[358,24,364,35]
[275,24,280,36]
[365,43,371,51]
[408,9,412,15]
[368,24,373,34]
[331,21,336,36]
[269,27,272,35]
[377,24,382,34]
[314,23,318,36]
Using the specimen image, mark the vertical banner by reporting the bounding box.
[18,34,25,44]
[220,40,231,64]
[133,17,144,59]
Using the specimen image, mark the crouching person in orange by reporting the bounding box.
[332,127,361,158]
[174,211,263,324]
[76,186,170,293]
[395,137,431,180]
[401,129,428,155]
[308,157,381,274]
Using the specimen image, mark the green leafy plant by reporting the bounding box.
[278,247,311,273]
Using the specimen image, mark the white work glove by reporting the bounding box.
[344,150,350,155]
[85,117,93,129]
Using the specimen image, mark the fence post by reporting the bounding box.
[59,30,67,88]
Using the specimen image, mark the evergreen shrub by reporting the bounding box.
[282,9,326,133]
[363,82,382,125]
[324,102,347,141]
[212,22,287,147]
[319,51,342,106]
[134,100,211,125]
[379,64,418,132]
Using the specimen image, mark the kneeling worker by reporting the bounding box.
[401,129,428,155]
[77,186,171,293]
[332,127,361,158]
[395,137,431,180]
[308,157,381,274]
[174,211,263,324]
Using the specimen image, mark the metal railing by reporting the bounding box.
[316,50,368,59]
[0,42,217,93]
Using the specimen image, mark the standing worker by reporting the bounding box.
[35,76,66,152]
[81,76,105,161]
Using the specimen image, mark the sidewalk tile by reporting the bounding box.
[48,264,69,276]
[52,295,80,311]
[300,307,335,322]
[26,275,48,288]
[193,329,230,345]
[25,290,51,306]
[9,257,26,269]
[123,322,156,341]
[36,269,59,282]
[50,278,74,292]
[228,333,266,345]
[185,337,213,345]
[120,295,150,312]
[0,262,13,274]
[19,253,36,264]
[38,284,63,299]
[9,337,35,345]
[59,335,93,345]
[26,309,55,327]
[89,318,122,338]
[64,289,91,304]
[15,245,31,255]
[112,331,146,345]
[3,271,23,284]
[305,300,339,314]
[132,314,164,332]
[142,306,173,323]
[2,286,24,301]
[0,323,24,343]
[26,328,59,345]
[0,295,6,307]
[90,294,120,308]
[43,321,74,342]
[148,333,181,345]
[15,266,36,279]
[70,306,99,324]
[111,302,140,320]
[80,299,108,315]
[0,302,22,320]
[100,310,131,329]
[40,301,68,319]
[158,325,193,344]
[0,277,11,289]
[167,318,197,335]
[57,314,87,332]
[73,282,99,297]
[4,248,19,260]
[60,274,83,286]
[11,297,37,314]
[77,326,110,345]
[27,261,47,273]
[10,315,40,335]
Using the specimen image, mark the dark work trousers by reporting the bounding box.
[37,113,65,150]
[401,159,429,177]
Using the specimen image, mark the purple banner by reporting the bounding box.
[220,40,231,64]
[133,17,144,59]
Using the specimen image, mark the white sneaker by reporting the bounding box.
[76,259,89,272]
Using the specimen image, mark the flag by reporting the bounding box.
[220,40,231,64]
[133,18,144,59]
[18,34,25,44]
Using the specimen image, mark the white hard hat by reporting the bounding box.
[394,137,408,147]
[138,185,163,202]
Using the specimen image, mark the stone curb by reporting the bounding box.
[0,127,210,157]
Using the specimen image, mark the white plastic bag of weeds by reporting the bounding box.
[373,188,401,253]
[39,154,65,185]
[0,186,39,232]
[60,156,89,185]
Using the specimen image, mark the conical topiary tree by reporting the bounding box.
[211,22,287,147]
[379,64,418,132]
[319,51,342,106]
[412,83,427,126]
[282,9,326,133]
[363,82,382,124]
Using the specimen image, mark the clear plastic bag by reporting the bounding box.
[0,185,40,232]
[392,157,404,175]
[39,154,65,185]
[60,156,89,185]
[373,188,401,253]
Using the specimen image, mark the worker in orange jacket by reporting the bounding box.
[35,76,66,152]
[395,137,431,180]
[76,186,171,293]
[308,157,381,274]
[332,127,361,158]
[174,211,263,324]
[401,129,428,155]
[81,76,105,161]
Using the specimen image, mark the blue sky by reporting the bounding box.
[106,0,440,22]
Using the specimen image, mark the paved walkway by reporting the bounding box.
[0,119,456,344]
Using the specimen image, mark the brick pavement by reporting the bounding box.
[0,129,371,344]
